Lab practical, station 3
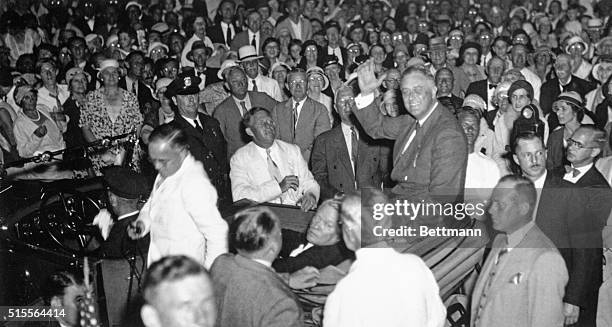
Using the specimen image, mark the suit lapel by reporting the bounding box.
[332,126,355,181]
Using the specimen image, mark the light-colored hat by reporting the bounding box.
[106,34,119,47]
[218,59,239,79]
[536,15,551,30]
[509,6,530,20]
[14,85,36,105]
[268,61,291,78]
[554,91,584,109]
[306,66,330,90]
[592,61,612,83]
[463,94,487,112]
[587,18,604,29]
[565,36,589,55]
[85,34,103,44]
[237,45,263,62]
[406,57,426,68]
[124,1,142,10]
[597,36,612,51]
[153,77,173,100]
[65,67,90,83]
[151,22,170,34]
[148,42,169,56]
[98,59,120,79]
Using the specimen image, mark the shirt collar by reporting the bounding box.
[418,101,438,126]
[506,221,535,251]
[252,258,272,267]
[181,115,200,128]
[292,97,306,109]
[571,162,593,175]
[533,170,547,189]
[560,75,573,87]
[254,140,278,158]
[117,210,140,220]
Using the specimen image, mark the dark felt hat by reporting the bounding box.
[103,166,149,199]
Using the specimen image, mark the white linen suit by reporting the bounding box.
[230,140,320,205]
[139,154,228,269]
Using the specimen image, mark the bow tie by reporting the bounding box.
[488,84,497,89]
[564,165,580,178]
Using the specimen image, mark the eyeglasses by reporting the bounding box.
[567,138,597,149]
[288,80,306,87]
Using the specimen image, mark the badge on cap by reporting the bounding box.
[184,77,192,87]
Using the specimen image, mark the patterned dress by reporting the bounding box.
[79,88,144,175]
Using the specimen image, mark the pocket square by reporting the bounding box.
[509,273,523,284]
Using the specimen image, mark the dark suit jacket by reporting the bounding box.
[101,212,149,259]
[213,91,277,159]
[211,253,303,327]
[183,66,221,88]
[310,124,390,200]
[118,77,157,120]
[354,100,468,204]
[540,76,596,116]
[272,97,332,162]
[326,46,348,67]
[230,30,262,53]
[272,229,353,273]
[466,79,498,111]
[208,23,241,47]
[170,114,232,209]
[483,109,498,131]
[545,127,567,172]
[535,172,603,325]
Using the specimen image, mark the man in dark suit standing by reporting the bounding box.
[466,56,506,112]
[352,60,468,204]
[166,73,232,209]
[230,11,262,54]
[513,132,604,327]
[119,51,157,126]
[272,69,331,161]
[211,206,318,327]
[564,125,610,187]
[540,54,596,127]
[208,0,241,48]
[214,66,277,159]
[311,85,389,200]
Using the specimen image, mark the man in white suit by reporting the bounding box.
[129,124,228,270]
[471,175,568,327]
[230,107,319,211]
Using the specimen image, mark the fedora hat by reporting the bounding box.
[187,40,213,61]
[237,45,263,62]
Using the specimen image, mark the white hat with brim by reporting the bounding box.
[148,42,169,56]
[125,1,142,10]
[106,34,119,47]
[565,36,589,55]
[98,59,120,79]
[237,45,263,62]
[268,62,291,78]
[597,36,612,51]
[153,77,173,100]
[218,59,239,79]
[592,62,612,83]
[65,67,91,83]
[306,66,330,90]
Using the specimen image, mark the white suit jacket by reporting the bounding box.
[139,154,228,269]
[230,140,320,205]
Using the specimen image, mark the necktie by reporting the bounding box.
[350,126,358,174]
[565,165,581,178]
[251,34,257,47]
[240,101,248,117]
[194,118,203,134]
[292,101,299,141]
[252,79,258,92]
[131,81,137,97]
[225,24,232,45]
[266,148,282,183]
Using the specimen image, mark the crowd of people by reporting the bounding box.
[2,0,612,326]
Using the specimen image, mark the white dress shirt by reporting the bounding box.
[486,80,497,111]
[181,115,203,129]
[248,30,260,52]
[292,97,307,120]
[232,94,252,117]
[323,247,446,327]
[328,46,343,66]
[340,122,358,175]
[465,151,502,204]
[220,21,235,45]
[230,140,320,205]
[289,19,302,40]
[532,170,548,220]
[563,162,593,183]
[400,102,437,154]
[248,74,284,102]
[36,84,70,113]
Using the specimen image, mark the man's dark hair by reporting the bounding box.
[242,107,272,129]
[149,123,189,151]
[35,57,59,74]
[126,50,145,64]
[511,131,544,154]
[40,270,84,305]
[142,255,208,303]
[230,206,279,254]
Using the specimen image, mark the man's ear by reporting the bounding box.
[171,96,177,106]
[141,304,161,327]
[245,127,254,137]
[591,147,601,159]
[513,153,520,165]
[50,296,62,309]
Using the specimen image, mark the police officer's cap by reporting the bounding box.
[103,166,149,199]
[164,73,201,98]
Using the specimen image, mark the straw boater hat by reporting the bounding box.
[306,66,330,90]
[237,45,263,62]
[218,59,239,79]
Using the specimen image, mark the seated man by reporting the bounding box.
[40,270,87,327]
[273,198,354,273]
[211,206,318,327]
[230,107,320,211]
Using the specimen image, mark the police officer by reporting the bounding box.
[94,165,150,258]
[165,72,231,209]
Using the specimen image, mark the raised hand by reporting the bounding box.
[356,59,386,96]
